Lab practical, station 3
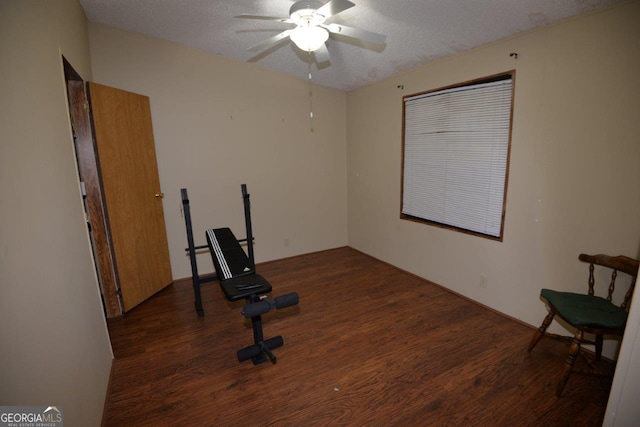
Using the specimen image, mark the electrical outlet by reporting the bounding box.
[284,238,290,247]
[479,275,488,289]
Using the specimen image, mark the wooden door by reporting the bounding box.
[87,82,172,312]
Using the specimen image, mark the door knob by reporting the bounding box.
[155,192,165,199]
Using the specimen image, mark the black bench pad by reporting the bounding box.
[206,227,271,301]
[206,227,254,280]
[219,274,272,302]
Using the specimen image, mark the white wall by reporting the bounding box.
[0,1,113,426]
[87,23,349,280]
[346,1,640,355]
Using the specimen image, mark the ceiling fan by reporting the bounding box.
[236,0,387,64]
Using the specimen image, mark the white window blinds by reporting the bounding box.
[402,77,513,239]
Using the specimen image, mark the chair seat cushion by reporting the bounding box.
[540,289,628,330]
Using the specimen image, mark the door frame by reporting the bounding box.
[64,56,123,318]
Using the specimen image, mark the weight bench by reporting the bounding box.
[181,184,299,365]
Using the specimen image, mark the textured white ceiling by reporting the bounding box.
[79,0,623,91]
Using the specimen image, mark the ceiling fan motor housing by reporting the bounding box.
[290,0,327,26]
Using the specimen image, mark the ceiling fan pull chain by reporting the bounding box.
[308,57,314,133]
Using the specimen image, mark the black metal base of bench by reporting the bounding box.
[235,292,299,364]
[180,184,299,364]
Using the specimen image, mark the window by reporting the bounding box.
[401,71,514,240]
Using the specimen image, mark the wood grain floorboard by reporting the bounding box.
[104,247,613,426]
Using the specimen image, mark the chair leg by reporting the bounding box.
[556,330,584,397]
[528,312,555,353]
[595,334,603,361]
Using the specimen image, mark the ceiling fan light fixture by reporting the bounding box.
[290,25,329,52]
[238,0,385,59]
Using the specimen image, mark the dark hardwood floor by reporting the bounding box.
[104,247,613,426]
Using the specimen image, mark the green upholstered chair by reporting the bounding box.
[527,253,639,397]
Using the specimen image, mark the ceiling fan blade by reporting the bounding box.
[235,14,292,23]
[314,43,331,64]
[326,24,387,45]
[247,30,292,52]
[316,0,355,19]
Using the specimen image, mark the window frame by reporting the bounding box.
[400,70,515,241]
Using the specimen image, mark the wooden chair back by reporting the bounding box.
[579,254,639,310]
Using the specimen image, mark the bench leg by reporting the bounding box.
[237,336,284,365]
[236,295,284,365]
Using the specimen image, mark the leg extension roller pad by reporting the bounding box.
[242,292,299,318]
